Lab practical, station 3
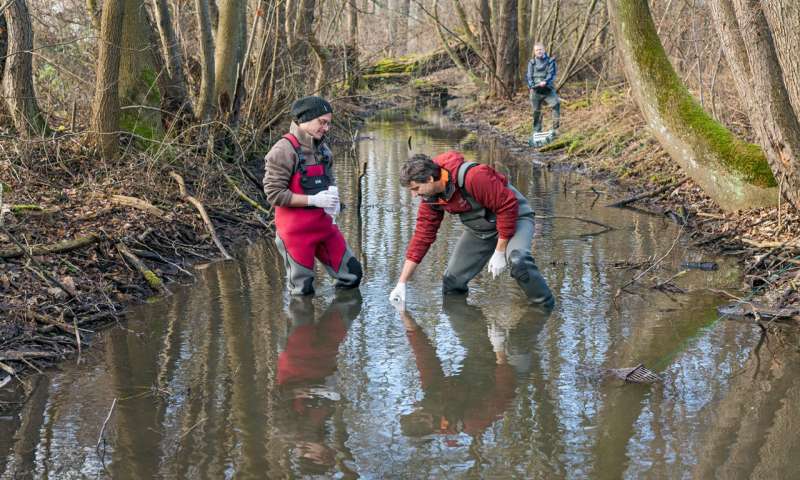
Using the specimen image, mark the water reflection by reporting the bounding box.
[2,109,799,479]
[275,293,362,476]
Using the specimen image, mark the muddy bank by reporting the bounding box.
[438,79,800,324]
[0,106,375,391]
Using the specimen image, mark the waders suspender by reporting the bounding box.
[456,162,480,208]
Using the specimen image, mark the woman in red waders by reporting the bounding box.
[263,96,362,295]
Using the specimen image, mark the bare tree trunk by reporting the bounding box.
[92,0,125,161]
[606,0,777,211]
[453,0,480,52]
[493,0,518,98]
[556,0,599,90]
[546,0,559,55]
[346,0,359,94]
[195,0,215,121]
[150,0,193,117]
[119,0,163,137]
[214,0,245,117]
[729,0,800,209]
[3,0,46,136]
[86,0,101,29]
[528,0,540,53]
[517,0,531,84]
[479,0,496,83]
[760,2,800,121]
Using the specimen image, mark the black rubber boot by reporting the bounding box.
[508,250,555,308]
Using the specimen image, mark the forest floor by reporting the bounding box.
[421,67,800,327]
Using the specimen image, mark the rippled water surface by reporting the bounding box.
[2,109,799,479]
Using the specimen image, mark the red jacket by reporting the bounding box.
[405,151,519,264]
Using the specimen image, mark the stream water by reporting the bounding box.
[1,109,799,479]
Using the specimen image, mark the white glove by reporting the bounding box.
[488,323,507,353]
[307,190,339,209]
[487,250,507,278]
[390,282,407,306]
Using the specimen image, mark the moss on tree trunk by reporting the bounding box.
[608,0,777,211]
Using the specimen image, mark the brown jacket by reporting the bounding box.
[263,122,335,207]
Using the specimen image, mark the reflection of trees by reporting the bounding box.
[0,375,49,476]
[590,297,724,479]
[103,243,286,478]
[694,329,800,480]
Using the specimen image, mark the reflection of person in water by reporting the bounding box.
[398,299,551,442]
[275,292,362,474]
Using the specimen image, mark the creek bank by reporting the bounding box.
[0,105,374,395]
[437,78,799,325]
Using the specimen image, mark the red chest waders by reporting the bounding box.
[273,134,362,295]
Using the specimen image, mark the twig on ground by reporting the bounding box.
[606,177,689,208]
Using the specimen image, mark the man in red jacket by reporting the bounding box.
[389,152,553,307]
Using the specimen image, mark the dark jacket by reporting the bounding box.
[526,54,557,91]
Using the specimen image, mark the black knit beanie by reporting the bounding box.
[291,96,333,123]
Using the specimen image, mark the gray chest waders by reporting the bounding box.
[441,163,553,306]
[455,162,533,239]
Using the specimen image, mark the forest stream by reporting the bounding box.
[1,109,798,479]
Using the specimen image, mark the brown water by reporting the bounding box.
[2,109,799,479]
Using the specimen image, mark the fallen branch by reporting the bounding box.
[169,172,232,260]
[0,233,100,259]
[115,242,167,292]
[0,350,60,362]
[110,195,166,218]
[536,214,616,236]
[219,167,271,215]
[24,311,76,335]
[606,177,689,208]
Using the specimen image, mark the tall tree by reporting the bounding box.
[214,0,246,119]
[3,0,46,136]
[119,0,163,138]
[709,0,800,209]
[346,0,359,94]
[388,0,410,56]
[493,0,518,98]
[195,0,216,121]
[150,0,193,118]
[606,0,777,211]
[92,0,125,161]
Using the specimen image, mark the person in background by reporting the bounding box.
[526,43,561,135]
[263,96,362,295]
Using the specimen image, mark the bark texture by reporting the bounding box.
[91,0,125,161]
[3,0,46,136]
[195,0,216,120]
[214,0,246,116]
[607,0,777,211]
[709,0,800,209]
[493,0,518,98]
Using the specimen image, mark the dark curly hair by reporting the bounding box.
[399,154,441,187]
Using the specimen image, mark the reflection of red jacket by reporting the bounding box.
[405,151,520,264]
[406,328,516,436]
[277,313,347,386]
